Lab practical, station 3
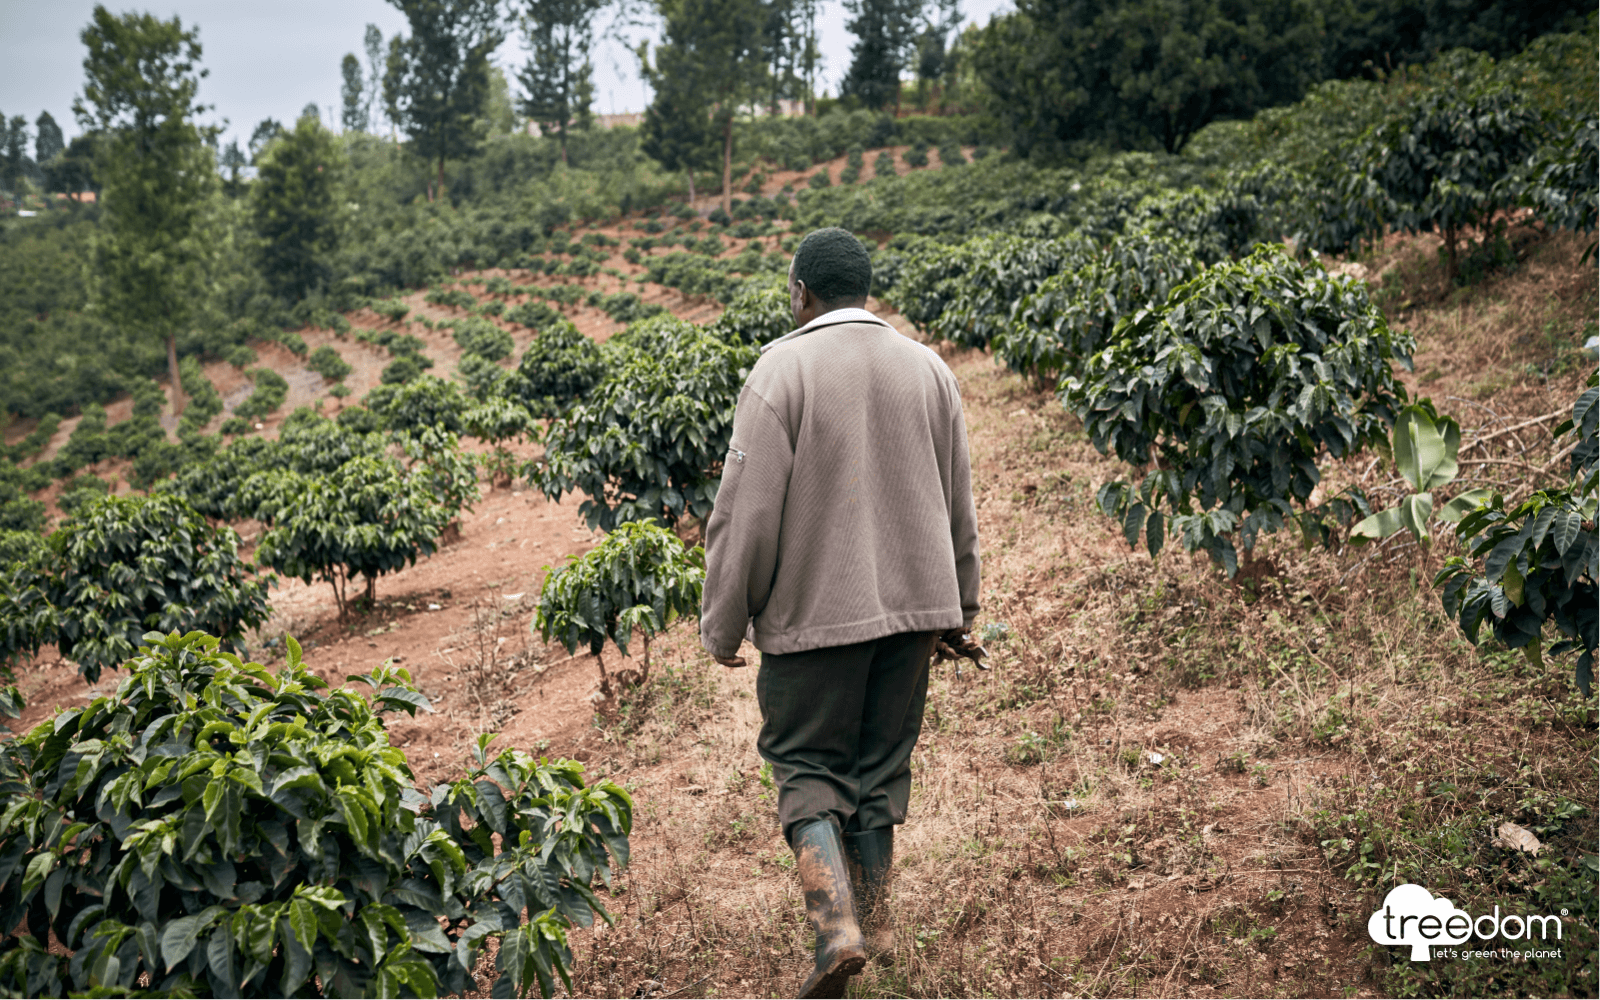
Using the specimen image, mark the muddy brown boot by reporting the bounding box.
[792,818,867,998]
[844,827,894,964]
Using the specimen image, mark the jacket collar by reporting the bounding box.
[760,306,893,354]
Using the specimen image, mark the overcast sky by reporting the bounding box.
[1,0,1013,152]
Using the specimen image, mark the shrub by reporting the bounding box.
[938,141,966,167]
[380,355,426,385]
[1336,86,1544,281]
[874,150,896,178]
[474,298,506,317]
[2,413,60,463]
[458,351,511,400]
[0,458,47,534]
[224,344,258,368]
[904,142,930,168]
[531,321,757,530]
[425,286,477,310]
[276,329,310,356]
[596,292,666,325]
[452,317,515,361]
[178,357,226,434]
[0,630,632,998]
[370,375,469,435]
[54,402,111,476]
[56,473,110,517]
[534,520,705,697]
[1523,113,1598,247]
[254,455,450,614]
[808,170,832,189]
[370,296,411,323]
[1062,245,1414,575]
[0,493,271,682]
[307,343,353,382]
[0,529,44,568]
[708,283,793,345]
[235,368,290,421]
[997,234,1204,380]
[508,322,605,419]
[507,299,563,330]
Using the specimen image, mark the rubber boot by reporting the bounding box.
[792,818,867,998]
[844,827,894,964]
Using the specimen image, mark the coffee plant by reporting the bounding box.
[451,317,515,361]
[530,319,756,531]
[707,283,793,346]
[0,494,271,682]
[506,321,605,420]
[0,630,632,997]
[253,455,449,615]
[235,369,290,422]
[307,344,353,383]
[997,234,1202,381]
[1063,245,1414,576]
[464,397,536,486]
[534,520,705,697]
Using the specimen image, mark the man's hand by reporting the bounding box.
[933,628,988,669]
[714,654,747,668]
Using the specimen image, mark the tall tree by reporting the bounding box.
[251,114,345,300]
[0,115,28,190]
[248,117,283,162]
[363,24,387,134]
[841,0,924,110]
[75,6,218,419]
[912,0,959,109]
[638,43,718,203]
[971,0,1322,158]
[517,0,605,164]
[644,0,767,217]
[34,111,65,166]
[383,0,505,201]
[218,137,246,195]
[341,53,368,131]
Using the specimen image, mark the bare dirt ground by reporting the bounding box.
[7,189,1595,998]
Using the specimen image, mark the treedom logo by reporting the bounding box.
[1367,884,1564,961]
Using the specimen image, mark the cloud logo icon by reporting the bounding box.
[1368,884,1472,960]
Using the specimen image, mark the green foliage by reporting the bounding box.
[0,529,44,569]
[370,375,468,435]
[79,8,218,418]
[383,0,505,193]
[451,316,515,360]
[235,368,290,421]
[997,234,1203,380]
[178,357,225,434]
[307,344,353,382]
[380,355,426,385]
[1063,245,1414,576]
[889,234,1086,349]
[3,413,60,464]
[1349,402,1491,546]
[254,455,449,615]
[252,115,346,300]
[530,320,756,530]
[1338,86,1544,279]
[0,629,631,998]
[425,287,477,310]
[596,291,667,325]
[534,520,705,691]
[707,282,792,345]
[370,297,412,323]
[507,321,605,419]
[56,473,111,517]
[0,493,271,682]
[395,426,481,527]
[1523,113,1598,240]
[1437,486,1598,695]
[52,403,111,478]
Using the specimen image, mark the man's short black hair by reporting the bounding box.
[792,227,872,305]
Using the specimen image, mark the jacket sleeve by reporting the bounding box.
[948,391,981,628]
[700,385,794,658]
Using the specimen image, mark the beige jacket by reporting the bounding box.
[699,307,980,658]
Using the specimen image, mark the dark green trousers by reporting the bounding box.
[756,630,937,845]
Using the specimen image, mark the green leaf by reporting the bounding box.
[1393,406,1458,492]
[1439,488,1492,523]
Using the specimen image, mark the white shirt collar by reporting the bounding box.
[759,307,893,354]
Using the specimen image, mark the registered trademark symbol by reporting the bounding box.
[1562,909,1569,916]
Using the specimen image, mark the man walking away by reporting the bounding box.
[700,227,983,997]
